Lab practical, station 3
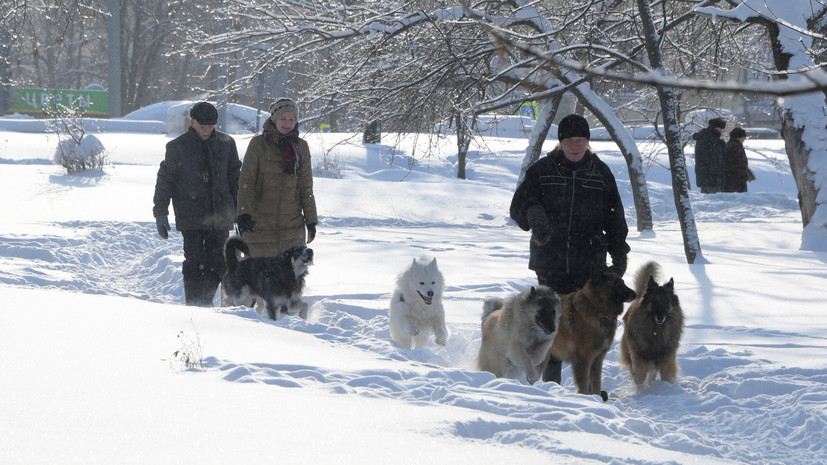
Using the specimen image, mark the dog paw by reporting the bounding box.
[408,326,421,336]
[600,390,609,402]
[435,336,446,346]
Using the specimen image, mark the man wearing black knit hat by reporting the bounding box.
[510,113,631,385]
[153,102,242,306]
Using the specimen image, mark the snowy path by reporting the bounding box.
[1,218,824,465]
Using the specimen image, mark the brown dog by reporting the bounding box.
[619,261,685,386]
[547,268,637,398]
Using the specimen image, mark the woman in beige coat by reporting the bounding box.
[236,98,318,256]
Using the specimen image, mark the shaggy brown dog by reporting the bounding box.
[477,286,562,384]
[547,268,637,399]
[619,261,685,386]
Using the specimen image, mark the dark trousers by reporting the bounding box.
[537,272,583,384]
[181,230,229,306]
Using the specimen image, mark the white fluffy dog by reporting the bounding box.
[389,257,448,349]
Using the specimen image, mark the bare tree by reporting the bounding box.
[4,0,222,115]
[119,1,217,112]
[195,1,656,231]
[696,0,827,251]
[635,0,702,263]
[0,3,25,114]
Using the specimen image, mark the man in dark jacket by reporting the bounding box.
[510,113,630,382]
[692,117,726,194]
[153,102,242,306]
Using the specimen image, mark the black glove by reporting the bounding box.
[609,254,628,277]
[236,214,256,234]
[156,216,170,239]
[306,223,317,244]
[525,204,551,246]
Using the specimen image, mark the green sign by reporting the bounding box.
[9,88,109,116]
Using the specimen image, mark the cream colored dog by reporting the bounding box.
[476,286,562,384]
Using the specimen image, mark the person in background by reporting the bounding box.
[722,127,750,193]
[236,97,317,256]
[510,113,631,383]
[692,117,727,194]
[153,101,242,306]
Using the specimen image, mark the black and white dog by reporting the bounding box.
[221,237,313,320]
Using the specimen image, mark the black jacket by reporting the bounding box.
[693,127,725,189]
[722,139,749,193]
[153,127,242,231]
[510,148,630,290]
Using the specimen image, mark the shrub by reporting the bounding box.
[54,134,108,173]
[47,102,109,173]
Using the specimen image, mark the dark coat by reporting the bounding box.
[693,127,725,190]
[722,139,749,193]
[510,148,630,292]
[153,127,241,231]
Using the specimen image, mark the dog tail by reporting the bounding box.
[224,236,251,270]
[481,296,504,322]
[634,261,662,295]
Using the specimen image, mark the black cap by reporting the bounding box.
[729,127,746,139]
[709,117,726,129]
[190,102,218,125]
[557,114,591,142]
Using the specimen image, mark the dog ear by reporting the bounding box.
[647,275,659,293]
[665,277,674,292]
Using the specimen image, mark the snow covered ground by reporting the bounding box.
[0,125,824,464]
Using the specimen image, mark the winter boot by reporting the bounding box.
[200,277,220,307]
[542,356,563,384]
[183,278,202,306]
[184,278,213,307]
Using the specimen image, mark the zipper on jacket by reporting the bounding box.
[565,169,578,275]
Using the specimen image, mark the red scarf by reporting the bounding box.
[263,129,301,174]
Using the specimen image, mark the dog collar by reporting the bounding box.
[600,313,621,327]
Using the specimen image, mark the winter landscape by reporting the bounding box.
[1,115,825,464]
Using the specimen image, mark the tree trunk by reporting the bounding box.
[0,29,10,115]
[363,120,381,144]
[637,0,701,263]
[455,111,471,180]
[781,110,827,250]
[518,96,560,185]
[765,27,826,251]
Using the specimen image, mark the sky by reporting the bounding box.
[0,114,825,464]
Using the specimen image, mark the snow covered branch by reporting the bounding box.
[488,29,827,98]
